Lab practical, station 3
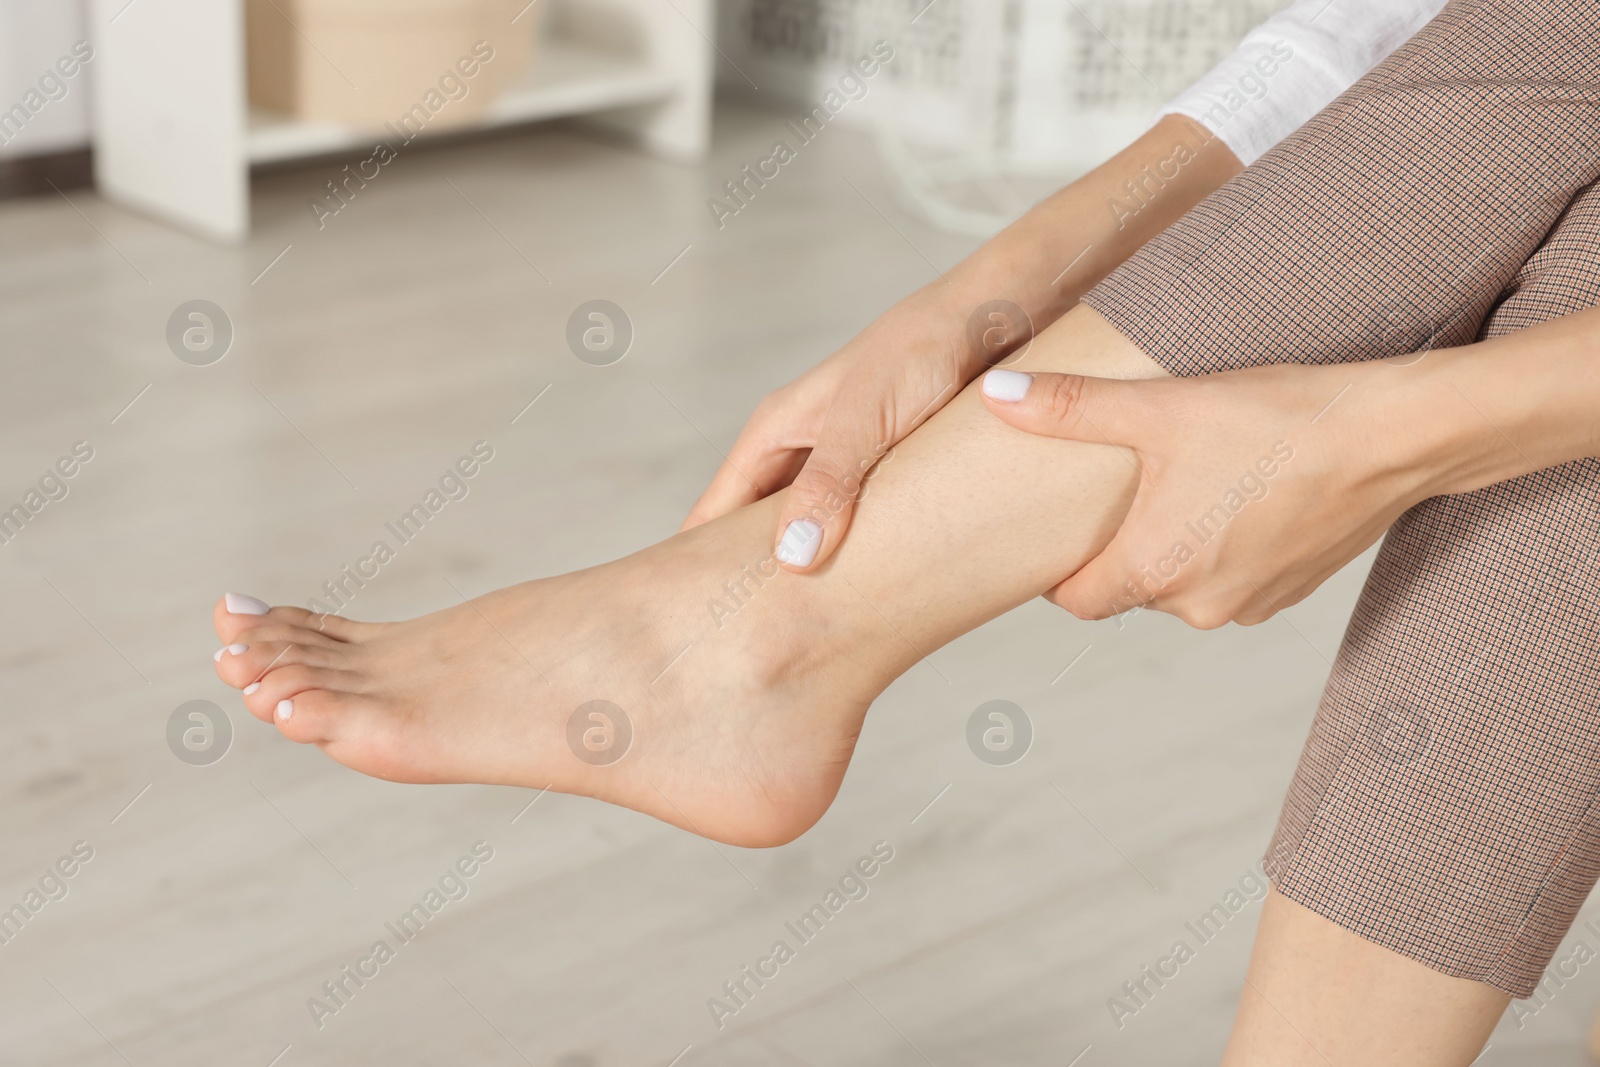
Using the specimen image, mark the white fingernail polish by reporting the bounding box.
[225,593,270,615]
[243,683,260,695]
[982,368,1033,402]
[775,519,822,568]
[276,699,293,721]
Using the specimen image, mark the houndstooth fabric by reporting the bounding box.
[1083,0,1600,997]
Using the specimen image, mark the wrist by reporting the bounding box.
[888,268,1033,375]
[1334,356,1465,507]
[887,116,1243,375]
[1374,346,1517,500]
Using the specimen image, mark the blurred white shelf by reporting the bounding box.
[247,39,682,165]
[89,0,714,241]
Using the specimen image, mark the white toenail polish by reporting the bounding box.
[982,368,1033,402]
[243,683,260,695]
[226,593,270,615]
[227,643,247,657]
[214,647,225,663]
[776,519,822,568]
[276,699,293,721]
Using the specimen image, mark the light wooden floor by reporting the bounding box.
[0,100,1594,1066]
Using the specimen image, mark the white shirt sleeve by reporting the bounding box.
[1161,0,1447,165]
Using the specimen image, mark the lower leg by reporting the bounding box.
[1225,891,1507,1066]
[212,305,1158,845]
[211,306,1509,1063]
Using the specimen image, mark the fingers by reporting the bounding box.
[1046,526,1212,625]
[769,353,969,574]
[682,460,766,531]
[772,468,846,573]
[980,369,1153,447]
[1045,547,1150,621]
[681,445,807,532]
[1048,554,1284,629]
[772,410,896,573]
[680,375,842,533]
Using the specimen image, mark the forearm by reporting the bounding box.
[887,0,1443,371]
[893,115,1240,373]
[956,115,1242,330]
[1385,309,1600,498]
[729,119,1234,555]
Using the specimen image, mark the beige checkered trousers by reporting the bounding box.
[1084,0,1600,997]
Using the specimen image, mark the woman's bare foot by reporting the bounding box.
[211,309,1171,848]
[212,498,898,847]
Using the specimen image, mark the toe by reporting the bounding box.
[294,609,379,643]
[272,686,362,746]
[214,594,270,643]
[214,595,379,644]
[242,664,359,741]
[214,637,341,689]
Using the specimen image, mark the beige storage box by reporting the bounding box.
[246,0,535,130]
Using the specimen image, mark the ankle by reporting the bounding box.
[635,500,898,703]
[710,565,894,701]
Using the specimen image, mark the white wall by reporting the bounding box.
[0,0,91,159]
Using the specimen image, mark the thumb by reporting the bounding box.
[979,368,1150,447]
[1043,541,1151,620]
[773,423,890,574]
